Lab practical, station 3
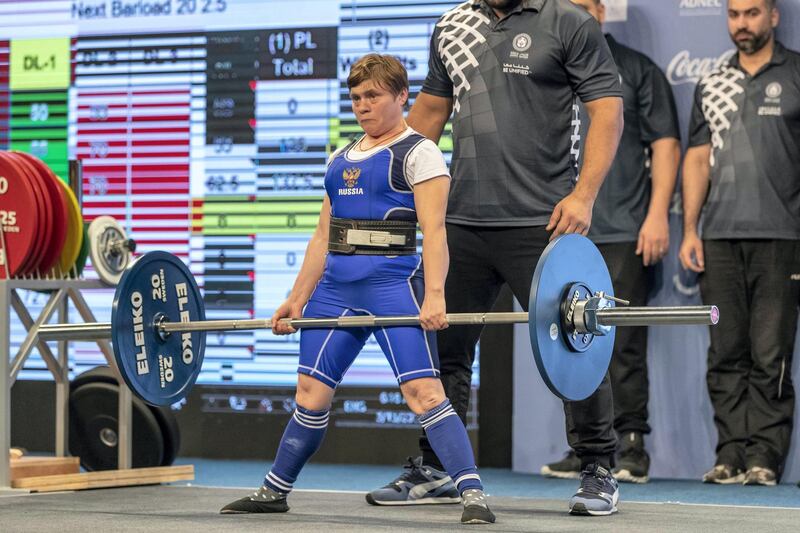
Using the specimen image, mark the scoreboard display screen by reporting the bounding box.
[5,0,480,420]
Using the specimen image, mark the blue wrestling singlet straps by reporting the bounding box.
[326,131,427,222]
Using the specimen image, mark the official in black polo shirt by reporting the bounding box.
[365,0,625,516]
[542,0,681,485]
[680,0,800,487]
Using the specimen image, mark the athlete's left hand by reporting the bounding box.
[547,192,593,240]
[420,292,448,331]
[637,214,669,266]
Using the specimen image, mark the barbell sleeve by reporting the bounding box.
[37,322,112,342]
[595,305,719,327]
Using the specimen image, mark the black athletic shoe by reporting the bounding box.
[569,464,619,516]
[460,489,496,524]
[220,485,289,514]
[366,457,460,506]
[541,450,581,480]
[613,432,650,484]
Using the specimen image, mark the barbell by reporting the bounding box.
[37,234,718,405]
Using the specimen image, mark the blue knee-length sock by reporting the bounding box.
[419,399,483,494]
[263,405,329,494]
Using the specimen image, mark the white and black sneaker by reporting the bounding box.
[743,466,777,486]
[568,464,619,516]
[702,464,745,484]
[220,485,289,514]
[366,457,461,506]
[460,488,496,524]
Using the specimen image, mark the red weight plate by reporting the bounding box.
[15,152,67,275]
[0,152,44,276]
[0,153,38,275]
[6,152,50,275]
[0,152,40,278]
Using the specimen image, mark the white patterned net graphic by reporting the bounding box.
[435,3,490,112]
[700,67,745,166]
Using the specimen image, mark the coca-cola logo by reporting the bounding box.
[666,49,735,85]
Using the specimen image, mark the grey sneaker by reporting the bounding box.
[220,485,289,514]
[743,467,777,486]
[460,488,496,524]
[569,464,619,516]
[541,450,581,480]
[366,457,461,506]
[702,464,745,484]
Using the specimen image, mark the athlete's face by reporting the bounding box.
[727,0,778,55]
[570,0,606,25]
[350,80,408,138]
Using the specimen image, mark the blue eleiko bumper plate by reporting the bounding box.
[528,234,615,401]
[111,251,206,406]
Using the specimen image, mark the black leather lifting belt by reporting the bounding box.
[328,217,417,255]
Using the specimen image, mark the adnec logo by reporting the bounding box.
[666,49,735,85]
[679,0,723,16]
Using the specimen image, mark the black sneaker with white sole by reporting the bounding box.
[366,457,461,506]
[568,464,619,516]
[702,464,745,484]
[613,432,650,484]
[220,485,289,514]
[541,450,581,480]
[743,466,777,486]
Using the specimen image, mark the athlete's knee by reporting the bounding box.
[295,374,335,411]
[401,377,446,415]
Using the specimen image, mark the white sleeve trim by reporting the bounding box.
[326,142,352,168]
[404,138,451,186]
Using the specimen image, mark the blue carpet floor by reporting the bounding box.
[175,458,800,509]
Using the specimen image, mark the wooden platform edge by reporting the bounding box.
[11,464,195,493]
[11,456,80,481]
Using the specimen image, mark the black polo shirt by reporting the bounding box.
[688,41,800,240]
[589,35,681,244]
[422,0,622,226]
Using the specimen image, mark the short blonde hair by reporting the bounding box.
[347,53,409,97]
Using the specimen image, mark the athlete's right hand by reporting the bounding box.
[679,232,705,273]
[271,299,304,335]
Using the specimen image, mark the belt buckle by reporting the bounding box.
[346,229,399,247]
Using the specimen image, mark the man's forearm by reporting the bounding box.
[682,147,711,235]
[647,137,681,218]
[575,98,624,201]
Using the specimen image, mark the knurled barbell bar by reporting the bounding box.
[37,234,718,405]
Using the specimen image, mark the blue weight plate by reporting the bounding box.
[528,234,615,401]
[111,251,206,406]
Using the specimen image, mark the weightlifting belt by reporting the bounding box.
[328,217,417,255]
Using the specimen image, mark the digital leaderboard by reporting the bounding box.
[5,0,476,426]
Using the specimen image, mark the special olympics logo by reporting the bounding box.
[512,33,532,53]
[765,82,782,99]
[666,50,735,85]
